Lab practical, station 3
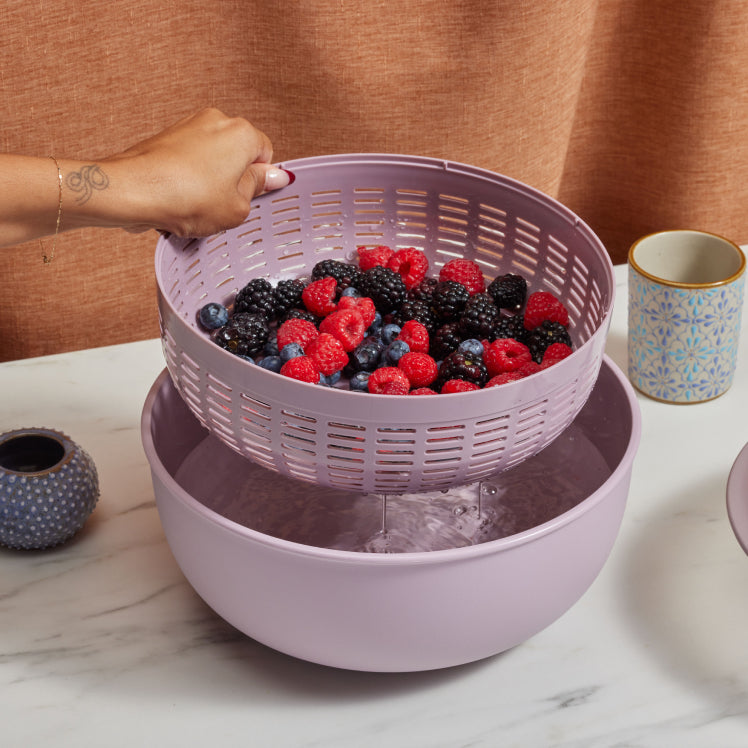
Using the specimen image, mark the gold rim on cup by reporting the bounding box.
[628,229,746,289]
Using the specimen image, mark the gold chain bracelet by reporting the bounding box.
[41,155,63,264]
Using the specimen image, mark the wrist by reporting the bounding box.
[56,156,158,233]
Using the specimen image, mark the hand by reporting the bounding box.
[106,107,293,237]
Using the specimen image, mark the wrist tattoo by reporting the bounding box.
[65,164,109,205]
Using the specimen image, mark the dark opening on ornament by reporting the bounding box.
[0,434,65,473]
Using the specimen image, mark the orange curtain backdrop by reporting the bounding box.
[2,0,747,361]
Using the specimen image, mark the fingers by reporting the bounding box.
[241,163,296,199]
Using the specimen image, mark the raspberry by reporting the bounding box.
[409,387,438,395]
[541,342,573,368]
[518,361,542,376]
[486,371,526,387]
[439,258,485,295]
[387,247,429,290]
[319,309,366,351]
[302,276,338,317]
[305,333,349,376]
[368,367,410,395]
[440,379,481,393]
[483,338,533,376]
[280,355,320,383]
[357,245,394,271]
[398,352,438,388]
[397,320,430,354]
[337,295,376,329]
[276,318,319,351]
[523,291,570,330]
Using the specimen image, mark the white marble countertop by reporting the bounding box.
[2,264,748,747]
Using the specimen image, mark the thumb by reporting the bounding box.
[243,163,296,198]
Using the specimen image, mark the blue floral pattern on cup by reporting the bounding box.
[628,265,745,402]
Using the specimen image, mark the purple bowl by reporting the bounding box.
[141,356,640,672]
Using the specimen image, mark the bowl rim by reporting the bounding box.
[141,355,641,566]
[155,152,616,407]
[727,441,748,555]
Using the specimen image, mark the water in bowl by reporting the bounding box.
[173,420,611,553]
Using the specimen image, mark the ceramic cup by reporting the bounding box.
[0,427,99,550]
[628,229,746,403]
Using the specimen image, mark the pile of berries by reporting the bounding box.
[197,246,574,395]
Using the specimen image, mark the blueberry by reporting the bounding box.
[340,287,360,298]
[320,371,342,387]
[348,341,383,372]
[197,302,229,330]
[381,323,401,344]
[458,338,484,357]
[384,339,410,364]
[350,371,370,391]
[258,355,282,373]
[280,342,304,362]
[366,311,383,334]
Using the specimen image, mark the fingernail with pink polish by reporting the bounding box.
[265,168,296,191]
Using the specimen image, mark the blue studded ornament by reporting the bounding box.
[0,428,99,550]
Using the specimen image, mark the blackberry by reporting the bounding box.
[430,280,470,323]
[407,277,439,305]
[385,299,437,333]
[282,307,320,326]
[526,320,572,363]
[491,313,527,344]
[357,266,407,314]
[430,321,463,361]
[234,278,275,319]
[311,259,362,295]
[273,278,307,319]
[212,312,269,358]
[488,273,527,311]
[458,293,501,340]
[435,351,488,391]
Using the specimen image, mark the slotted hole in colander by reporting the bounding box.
[473,434,508,450]
[514,239,540,261]
[512,248,539,271]
[206,384,231,404]
[240,408,271,425]
[327,432,366,445]
[440,227,468,243]
[241,423,272,442]
[174,361,198,386]
[328,453,365,465]
[516,227,540,246]
[241,437,274,455]
[179,352,201,374]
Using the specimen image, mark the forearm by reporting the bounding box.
[0,154,151,247]
[0,108,289,249]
